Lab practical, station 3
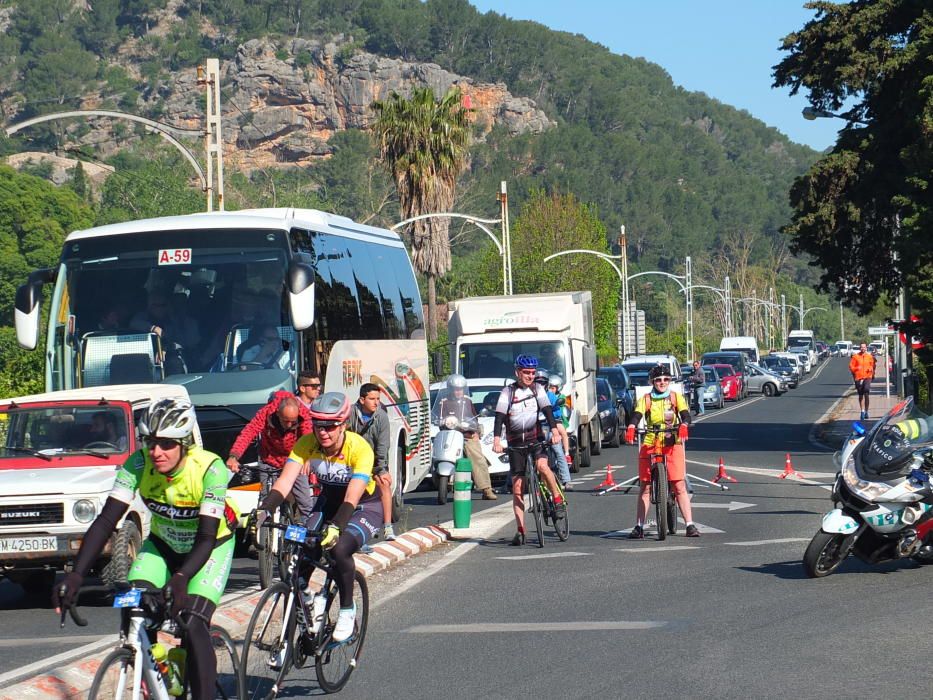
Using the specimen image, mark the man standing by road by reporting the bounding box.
[348,383,397,540]
[226,392,315,519]
[296,370,323,409]
[849,342,876,420]
[688,360,706,416]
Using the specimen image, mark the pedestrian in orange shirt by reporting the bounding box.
[849,342,876,420]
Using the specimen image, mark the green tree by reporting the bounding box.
[372,86,471,342]
[773,0,932,334]
[482,190,619,357]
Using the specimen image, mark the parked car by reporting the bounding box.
[619,355,685,401]
[700,351,749,399]
[705,363,743,401]
[759,355,799,388]
[787,345,813,373]
[596,366,634,424]
[868,340,885,356]
[746,362,788,396]
[0,384,201,596]
[772,352,805,382]
[836,340,853,357]
[829,343,841,357]
[700,366,725,409]
[815,342,830,360]
[596,378,626,448]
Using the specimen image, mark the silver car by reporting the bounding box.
[746,363,788,397]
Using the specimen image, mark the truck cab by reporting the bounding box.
[448,292,601,468]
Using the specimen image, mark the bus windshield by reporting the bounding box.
[48,228,292,395]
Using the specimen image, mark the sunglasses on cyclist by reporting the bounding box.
[312,421,344,433]
[652,377,671,383]
[145,437,181,451]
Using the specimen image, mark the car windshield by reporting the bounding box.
[716,365,735,377]
[597,369,627,393]
[702,368,718,382]
[596,378,612,402]
[629,371,651,387]
[0,404,130,459]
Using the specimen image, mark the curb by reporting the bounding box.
[808,387,855,451]
[0,524,452,699]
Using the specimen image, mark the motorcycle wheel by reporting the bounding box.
[803,530,850,577]
[436,475,449,505]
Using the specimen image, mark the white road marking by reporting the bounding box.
[685,458,837,480]
[496,551,593,561]
[690,500,756,511]
[693,395,763,422]
[405,621,671,633]
[724,538,811,546]
[0,635,111,648]
[601,519,724,537]
[614,546,701,552]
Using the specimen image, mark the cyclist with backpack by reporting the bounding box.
[624,365,699,538]
[493,355,565,545]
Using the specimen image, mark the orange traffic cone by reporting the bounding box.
[779,453,803,479]
[598,464,616,488]
[712,457,737,483]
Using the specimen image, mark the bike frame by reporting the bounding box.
[113,601,174,700]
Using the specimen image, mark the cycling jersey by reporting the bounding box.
[110,446,232,553]
[494,382,555,445]
[634,392,689,447]
[288,431,376,504]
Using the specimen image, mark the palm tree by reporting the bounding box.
[372,86,470,342]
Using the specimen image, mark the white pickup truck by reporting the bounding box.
[0,384,201,596]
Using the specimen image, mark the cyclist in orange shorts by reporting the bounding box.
[624,365,698,538]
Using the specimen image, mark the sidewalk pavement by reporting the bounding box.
[0,523,452,699]
[812,379,901,450]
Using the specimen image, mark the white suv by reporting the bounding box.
[0,384,201,596]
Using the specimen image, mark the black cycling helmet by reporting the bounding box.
[514,354,538,370]
[648,364,672,381]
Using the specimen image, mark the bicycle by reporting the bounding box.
[637,427,679,541]
[239,520,368,697]
[60,583,241,700]
[246,462,299,589]
[507,440,569,547]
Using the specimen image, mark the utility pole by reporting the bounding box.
[724,276,733,336]
[619,225,630,360]
[497,182,512,295]
[839,301,845,341]
[799,293,805,330]
[198,58,225,211]
[685,256,694,361]
[768,287,775,351]
[781,293,787,345]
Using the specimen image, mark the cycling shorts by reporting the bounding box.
[638,443,686,483]
[128,536,234,605]
[507,443,548,477]
[304,497,383,548]
[854,378,872,396]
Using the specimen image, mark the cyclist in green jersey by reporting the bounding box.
[53,398,236,700]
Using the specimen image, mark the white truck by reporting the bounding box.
[787,329,818,366]
[447,292,601,469]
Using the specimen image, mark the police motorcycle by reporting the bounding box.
[431,375,480,505]
[803,397,933,577]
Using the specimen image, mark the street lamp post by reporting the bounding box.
[627,262,694,360]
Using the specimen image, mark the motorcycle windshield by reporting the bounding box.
[432,381,478,431]
[857,397,933,478]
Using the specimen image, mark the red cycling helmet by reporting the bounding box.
[308,391,352,425]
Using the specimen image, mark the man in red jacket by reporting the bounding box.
[226,392,314,518]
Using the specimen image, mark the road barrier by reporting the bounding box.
[453,457,473,528]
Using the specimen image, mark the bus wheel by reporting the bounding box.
[392,445,405,522]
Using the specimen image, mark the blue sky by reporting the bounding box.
[468,1,839,151]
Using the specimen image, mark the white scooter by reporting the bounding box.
[803,397,933,577]
[431,379,480,505]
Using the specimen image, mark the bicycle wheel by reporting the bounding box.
[211,626,242,700]
[257,521,275,589]
[88,647,146,700]
[527,467,545,549]
[549,482,570,542]
[653,462,668,541]
[240,582,294,700]
[666,489,678,535]
[314,572,369,694]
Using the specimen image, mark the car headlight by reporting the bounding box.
[600,409,611,418]
[73,499,97,523]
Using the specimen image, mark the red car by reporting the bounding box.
[705,363,743,401]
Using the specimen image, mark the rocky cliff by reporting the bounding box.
[76,35,553,175]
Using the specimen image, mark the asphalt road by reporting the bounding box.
[263,357,933,698]
[7,357,930,697]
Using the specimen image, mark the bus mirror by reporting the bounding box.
[14,268,55,350]
[288,260,315,331]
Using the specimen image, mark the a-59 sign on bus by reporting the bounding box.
[158,248,192,265]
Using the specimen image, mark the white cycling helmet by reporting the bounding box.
[139,398,197,448]
[548,374,563,388]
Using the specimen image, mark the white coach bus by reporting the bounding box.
[13,208,431,509]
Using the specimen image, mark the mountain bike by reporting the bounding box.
[60,583,241,700]
[638,427,679,541]
[239,521,368,697]
[507,441,569,547]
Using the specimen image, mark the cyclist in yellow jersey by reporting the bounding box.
[53,399,235,700]
[257,392,380,643]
